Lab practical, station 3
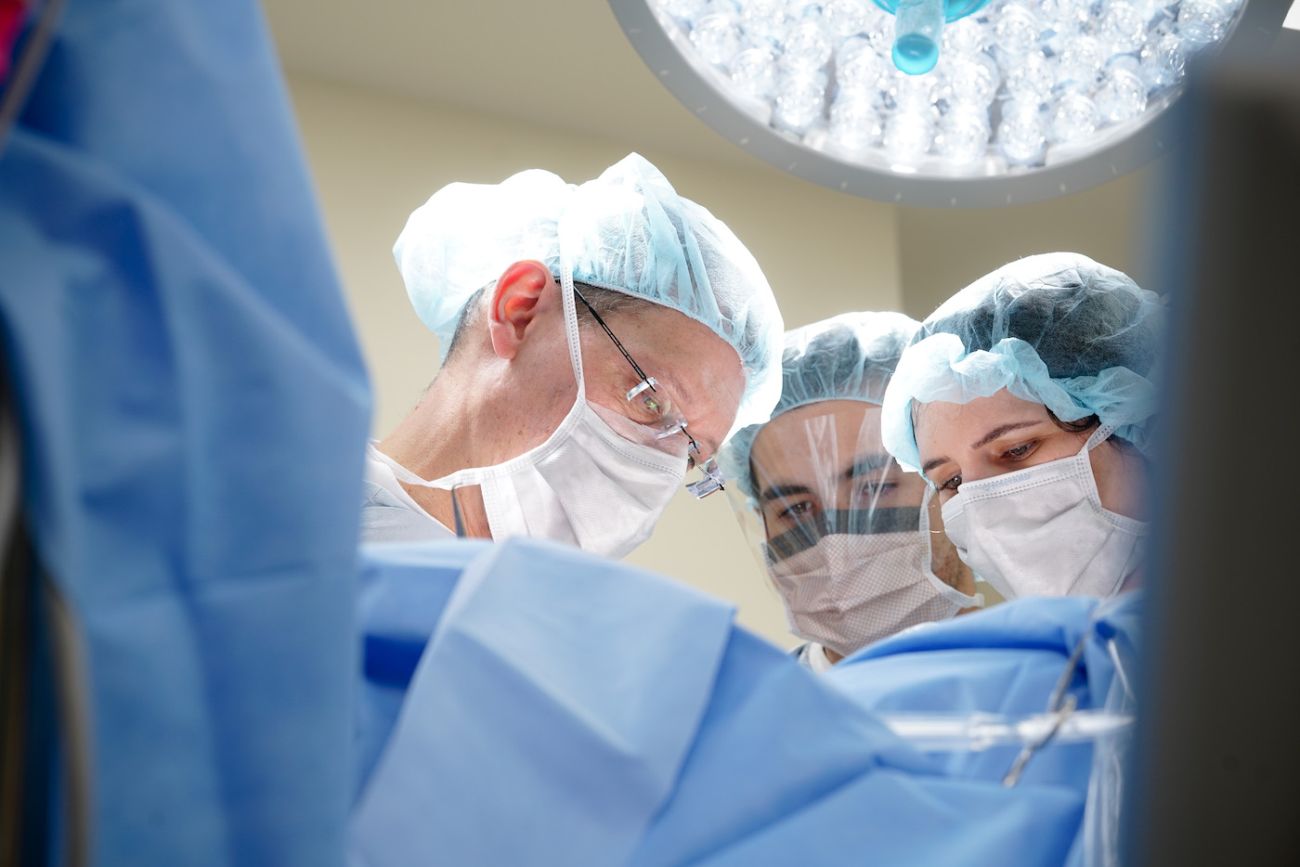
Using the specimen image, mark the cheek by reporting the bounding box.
[585,380,634,420]
[500,380,576,448]
[891,474,929,505]
[1088,443,1146,520]
[524,323,584,392]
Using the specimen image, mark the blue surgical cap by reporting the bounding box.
[881,252,1165,473]
[719,311,920,500]
[394,153,784,434]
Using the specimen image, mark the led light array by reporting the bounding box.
[650,0,1245,177]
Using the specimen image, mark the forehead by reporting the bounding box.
[751,400,882,482]
[914,389,1052,460]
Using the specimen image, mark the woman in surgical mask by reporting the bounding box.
[880,253,1163,601]
[719,312,981,672]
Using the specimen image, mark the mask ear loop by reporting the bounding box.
[556,227,586,399]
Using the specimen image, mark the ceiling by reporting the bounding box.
[263,0,751,167]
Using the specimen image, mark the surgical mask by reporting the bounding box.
[940,425,1147,600]
[766,518,978,659]
[372,264,688,559]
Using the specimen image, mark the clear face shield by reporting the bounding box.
[727,400,981,658]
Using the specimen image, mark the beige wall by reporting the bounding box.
[286,73,903,644]
[896,165,1162,319]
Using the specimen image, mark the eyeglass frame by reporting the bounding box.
[570,283,726,499]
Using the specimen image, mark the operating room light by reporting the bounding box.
[613,0,1250,205]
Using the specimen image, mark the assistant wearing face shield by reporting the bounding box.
[881,252,1164,600]
[719,312,981,670]
[362,154,784,558]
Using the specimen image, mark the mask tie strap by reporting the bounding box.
[1083,423,1118,452]
[450,484,466,538]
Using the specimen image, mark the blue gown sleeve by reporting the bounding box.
[0,3,370,864]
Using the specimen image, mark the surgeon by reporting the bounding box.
[363,154,784,558]
[822,253,1163,863]
[880,251,1162,600]
[718,312,981,671]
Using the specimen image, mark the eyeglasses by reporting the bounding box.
[572,285,726,499]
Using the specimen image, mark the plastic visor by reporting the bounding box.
[725,403,976,594]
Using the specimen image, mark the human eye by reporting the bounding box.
[625,379,681,428]
[1001,440,1039,461]
[776,499,816,523]
[938,472,962,493]
[853,478,897,505]
[629,389,669,423]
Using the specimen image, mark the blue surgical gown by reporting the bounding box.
[352,539,1098,867]
[831,592,1140,784]
[829,593,1142,866]
[0,2,370,864]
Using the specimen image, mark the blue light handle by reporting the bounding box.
[892,0,944,75]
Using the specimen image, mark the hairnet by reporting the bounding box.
[881,252,1164,473]
[394,153,784,434]
[719,311,920,501]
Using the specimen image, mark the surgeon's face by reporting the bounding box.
[579,303,744,472]
[749,401,923,539]
[472,261,745,475]
[748,400,973,593]
[914,389,1144,519]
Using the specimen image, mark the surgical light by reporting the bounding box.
[610,0,1252,205]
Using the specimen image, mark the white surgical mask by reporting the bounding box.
[767,528,976,659]
[940,425,1146,600]
[372,262,688,559]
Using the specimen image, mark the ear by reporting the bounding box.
[487,260,556,360]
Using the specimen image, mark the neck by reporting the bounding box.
[378,368,493,539]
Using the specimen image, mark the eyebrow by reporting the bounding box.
[969,419,1044,450]
[671,375,701,418]
[921,419,1045,476]
[759,453,893,503]
[760,483,813,503]
[656,373,721,457]
[843,453,894,482]
[921,456,950,476]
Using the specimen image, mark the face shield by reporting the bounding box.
[727,399,981,658]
